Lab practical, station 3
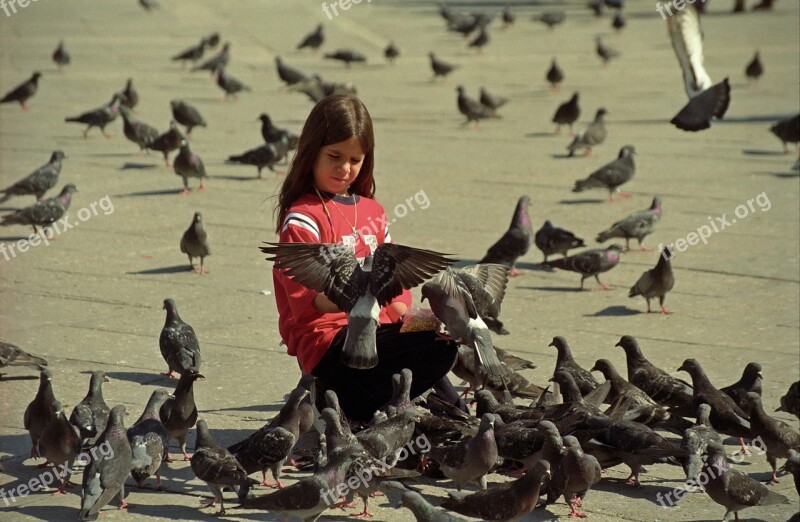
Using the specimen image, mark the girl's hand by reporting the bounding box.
[385,301,408,323]
[313,293,341,314]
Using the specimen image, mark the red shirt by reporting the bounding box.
[272,192,412,373]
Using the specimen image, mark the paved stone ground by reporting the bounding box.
[0,0,798,521]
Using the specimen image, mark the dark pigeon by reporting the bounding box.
[494,347,535,370]
[181,211,210,275]
[598,196,661,250]
[170,100,206,135]
[492,416,544,470]
[275,56,311,86]
[1,183,77,235]
[205,32,221,48]
[612,11,626,31]
[720,362,763,411]
[69,371,111,444]
[259,113,298,148]
[401,490,469,522]
[453,263,509,335]
[546,58,564,93]
[52,41,70,69]
[119,78,139,110]
[538,420,566,504]
[261,242,453,370]
[0,150,66,202]
[41,400,82,493]
[0,341,47,377]
[447,13,486,37]
[479,195,532,277]
[456,86,495,129]
[596,36,619,65]
[24,368,57,459]
[467,27,490,53]
[65,93,122,138]
[297,24,324,51]
[535,11,565,29]
[191,419,258,515]
[228,142,282,178]
[567,108,607,156]
[147,120,184,167]
[324,49,366,67]
[549,336,598,396]
[781,449,800,495]
[289,74,357,103]
[542,245,622,290]
[139,0,158,10]
[159,298,202,378]
[769,114,799,154]
[552,92,580,135]
[215,68,250,100]
[459,349,547,402]
[384,41,400,63]
[191,42,230,73]
[159,369,203,461]
[745,51,763,83]
[0,72,41,110]
[535,221,584,263]
[479,88,507,111]
[629,247,674,314]
[119,106,158,152]
[681,403,722,487]
[78,405,133,521]
[171,37,208,66]
[741,392,800,483]
[561,436,602,516]
[574,145,636,201]
[128,389,171,489]
[430,52,458,80]
[174,139,208,195]
[426,413,498,490]
[671,79,731,132]
[502,6,515,26]
[777,381,800,419]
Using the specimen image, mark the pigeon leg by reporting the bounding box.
[199,258,207,275]
[82,127,90,138]
[625,471,641,487]
[163,451,174,463]
[595,275,612,290]
[508,265,523,277]
[199,180,206,192]
[584,148,592,156]
[580,276,590,291]
[624,238,631,251]
[645,299,653,313]
[187,255,195,272]
[768,456,780,483]
[161,368,176,378]
[554,125,561,135]
[734,438,751,456]
[351,495,373,518]
[659,296,672,315]
[155,471,164,490]
[568,496,587,518]
[616,191,632,199]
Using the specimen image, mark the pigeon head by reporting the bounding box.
[40,368,53,382]
[590,358,615,378]
[607,244,624,253]
[162,298,178,315]
[741,362,762,383]
[570,92,579,103]
[619,145,636,158]
[258,113,272,124]
[90,370,109,389]
[51,150,66,162]
[695,403,712,425]
[677,359,706,382]
[125,78,134,90]
[514,195,532,226]
[275,56,283,65]
[595,108,608,120]
[179,139,190,151]
[456,85,466,94]
[194,419,214,450]
[32,72,42,82]
[536,420,559,437]
[286,386,310,409]
[475,389,499,413]
[181,369,205,382]
[550,370,582,403]
[107,404,128,432]
[562,435,583,451]
[532,459,551,481]
[170,100,181,109]
[616,335,639,352]
[548,336,572,359]
[205,32,221,47]
[649,195,662,215]
[51,400,65,416]
[704,440,726,459]
[478,412,495,432]
[58,184,77,198]
[192,211,202,224]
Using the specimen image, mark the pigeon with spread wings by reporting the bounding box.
[261,242,454,370]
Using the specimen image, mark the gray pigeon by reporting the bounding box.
[720,363,763,411]
[542,245,622,290]
[769,114,799,154]
[259,113,298,148]
[0,72,41,110]
[777,381,800,419]
[681,403,722,487]
[479,88,507,111]
[745,51,763,83]
[159,298,202,378]
[191,419,259,515]
[191,42,230,73]
[441,460,551,521]
[53,41,71,69]
[590,359,673,427]
[227,142,282,178]
[128,389,171,489]
[534,221,585,263]
[535,11,565,29]
[324,49,367,67]
[215,68,250,100]
[453,263,509,335]
[69,371,111,443]
[629,247,674,313]
[457,349,547,401]
[147,120,183,167]
[275,56,311,86]
[596,36,620,65]
[79,405,133,521]
[703,440,789,521]
[171,38,208,66]
[597,196,661,248]
[261,242,453,369]
[549,336,598,396]
[400,491,469,522]
[426,413,498,490]
[567,108,607,156]
[552,93,580,135]
[65,93,122,137]
[546,58,564,93]
[173,139,208,195]
[297,24,324,51]
[561,436,602,517]
[170,100,207,135]
[456,86,495,129]
[180,212,210,274]
[384,41,400,63]
[0,150,65,203]
[741,392,800,483]
[468,27,490,53]
[119,78,139,110]
[0,341,47,377]
[430,52,458,79]
[24,368,57,458]
[119,106,158,152]
[574,145,636,200]
[782,449,800,495]
[40,400,81,493]
[159,369,203,461]
[1,183,77,235]
[479,195,532,277]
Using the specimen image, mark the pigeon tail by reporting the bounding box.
[671,78,731,132]
[340,315,379,370]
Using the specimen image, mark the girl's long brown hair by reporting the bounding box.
[275,94,376,233]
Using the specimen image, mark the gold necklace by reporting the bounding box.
[315,187,358,238]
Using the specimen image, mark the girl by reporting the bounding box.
[272,94,463,422]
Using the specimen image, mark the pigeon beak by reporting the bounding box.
[103,375,110,383]
[757,371,763,377]
[548,342,555,348]
[614,341,622,347]
[196,373,206,379]
[168,394,176,400]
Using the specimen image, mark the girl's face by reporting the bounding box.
[313,137,365,196]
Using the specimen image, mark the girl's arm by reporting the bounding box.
[313,293,341,313]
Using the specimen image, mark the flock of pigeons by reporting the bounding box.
[0,1,799,522]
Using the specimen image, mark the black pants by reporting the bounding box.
[311,323,460,422]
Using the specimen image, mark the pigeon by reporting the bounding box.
[590,358,673,426]
[147,120,183,167]
[561,436,602,516]
[171,37,208,66]
[64,93,122,138]
[159,298,202,378]
[542,245,622,290]
[494,348,536,370]
[479,88,507,112]
[69,371,111,443]
[1,183,77,235]
[119,78,139,110]
[745,51,764,83]
[741,392,800,483]
[441,460,551,521]
[777,381,800,419]
[769,114,799,154]
[546,58,564,93]
[128,389,171,489]
[119,106,159,152]
[180,211,211,275]
[552,92,580,135]
[52,41,71,69]
[384,41,400,63]
[612,11,626,31]
[173,139,208,195]
[459,351,547,402]
[567,108,608,156]
[502,6,515,26]
[159,369,203,461]
[596,36,619,65]
[40,400,82,493]
[720,363,763,411]
[615,335,694,411]
[430,52,458,80]
[588,1,604,17]
[782,449,800,495]
[491,416,544,469]
[324,49,367,67]
[447,13,486,37]
[191,420,259,515]
[170,100,207,135]
[426,413,498,490]
[261,242,454,369]
[629,248,674,314]
[452,263,509,335]
[572,145,636,199]
[535,11,565,29]
[24,368,57,459]
[468,27,490,53]
[139,0,158,10]
[275,56,311,86]
[598,197,661,252]
[0,72,41,110]
[192,42,230,73]
[289,75,357,103]
[702,440,789,521]
[400,490,469,522]
[0,341,47,377]
[79,405,133,521]
[215,68,250,100]
[297,24,324,51]
[667,5,730,131]
[479,195,532,277]
[681,403,722,486]
[228,142,282,178]
[421,267,505,380]
[259,113,298,148]
[456,86,495,129]
[534,221,585,263]
[549,336,598,396]
[0,150,66,202]
[204,32,221,48]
